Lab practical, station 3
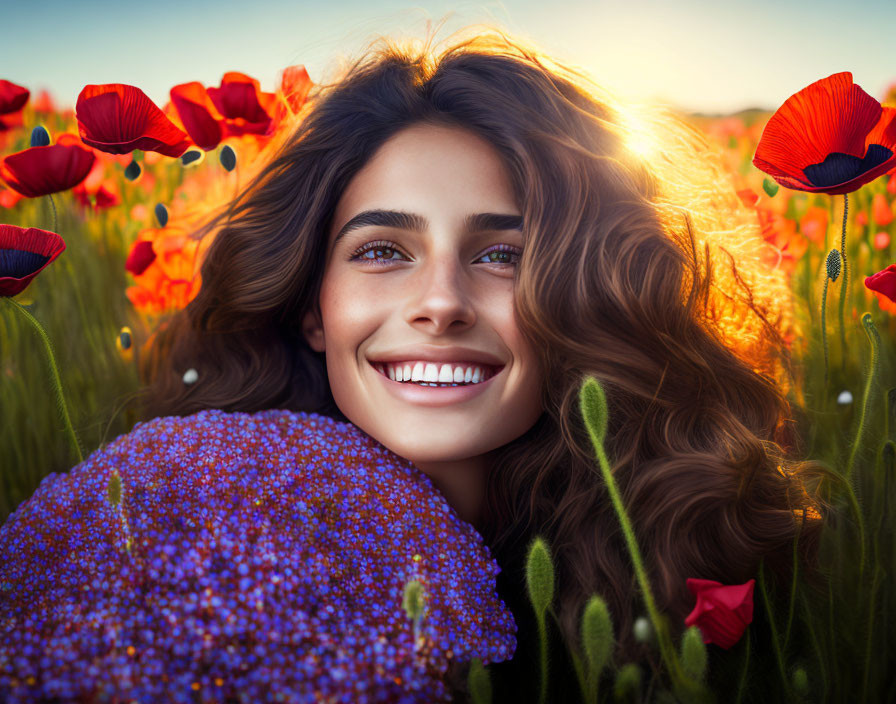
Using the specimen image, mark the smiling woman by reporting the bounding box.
[130,23,830,703]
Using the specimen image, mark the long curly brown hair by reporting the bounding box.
[135,22,831,681]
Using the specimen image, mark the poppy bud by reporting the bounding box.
[762,177,779,197]
[124,159,141,181]
[30,126,50,147]
[107,470,122,507]
[792,667,809,696]
[155,203,168,228]
[181,149,203,166]
[614,663,641,700]
[680,625,708,682]
[525,536,555,618]
[467,658,491,704]
[581,595,613,681]
[116,326,132,351]
[402,579,425,623]
[826,249,841,282]
[220,145,236,172]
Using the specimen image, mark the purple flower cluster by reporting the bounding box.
[0,409,517,703]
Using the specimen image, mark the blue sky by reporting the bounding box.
[2,0,894,114]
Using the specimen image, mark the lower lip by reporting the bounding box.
[370,362,503,407]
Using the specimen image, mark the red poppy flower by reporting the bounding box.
[0,108,24,133]
[206,72,276,137]
[0,141,96,198]
[0,79,29,115]
[169,81,225,151]
[125,239,156,276]
[872,192,894,226]
[33,89,56,114]
[753,72,896,195]
[866,264,896,305]
[0,188,24,209]
[0,224,66,297]
[76,84,190,157]
[279,64,313,116]
[684,578,755,649]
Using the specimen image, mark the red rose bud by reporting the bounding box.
[684,578,755,649]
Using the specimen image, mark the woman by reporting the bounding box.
[137,26,829,701]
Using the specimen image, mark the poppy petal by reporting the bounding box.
[865,264,896,304]
[76,84,190,157]
[0,79,29,115]
[125,239,157,276]
[169,82,225,151]
[753,73,896,194]
[0,224,66,297]
[0,143,96,198]
[207,72,274,137]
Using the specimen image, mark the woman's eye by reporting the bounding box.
[349,240,521,267]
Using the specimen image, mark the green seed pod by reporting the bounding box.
[525,536,555,617]
[468,657,492,704]
[155,203,169,228]
[791,666,808,696]
[762,177,779,197]
[402,579,425,622]
[826,249,841,282]
[181,149,203,166]
[613,663,641,702]
[581,594,613,682]
[680,625,707,683]
[579,376,608,447]
[30,126,50,147]
[220,145,237,172]
[124,159,141,181]
[107,470,122,507]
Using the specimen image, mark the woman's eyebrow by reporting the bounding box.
[333,209,524,247]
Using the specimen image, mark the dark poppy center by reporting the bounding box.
[803,143,893,187]
[0,249,49,278]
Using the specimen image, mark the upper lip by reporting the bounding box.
[367,345,505,369]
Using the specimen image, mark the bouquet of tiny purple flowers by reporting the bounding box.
[0,409,516,703]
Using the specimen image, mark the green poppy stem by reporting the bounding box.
[821,274,831,388]
[46,193,57,234]
[3,297,83,465]
[836,193,849,372]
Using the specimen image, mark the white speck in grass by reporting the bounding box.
[837,390,853,405]
[633,616,652,643]
[183,368,199,385]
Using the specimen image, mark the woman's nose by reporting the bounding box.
[404,256,477,331]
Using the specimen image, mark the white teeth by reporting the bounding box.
[413,362,428,382]
[378,361,493,384]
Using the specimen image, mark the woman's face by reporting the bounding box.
[302,123,544,515]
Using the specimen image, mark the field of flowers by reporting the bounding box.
[1,69,895,702]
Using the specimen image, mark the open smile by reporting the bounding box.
[369,360,505,407]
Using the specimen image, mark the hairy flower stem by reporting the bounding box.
[757,560,794,699]
[578,378,704,701]
[846,313,881,482]
[45,193,57,234]
[836,193,849,373]
[734,627,750,704]
[782,512,803,651]
[821,274,831,388]
[4,297,83,465]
